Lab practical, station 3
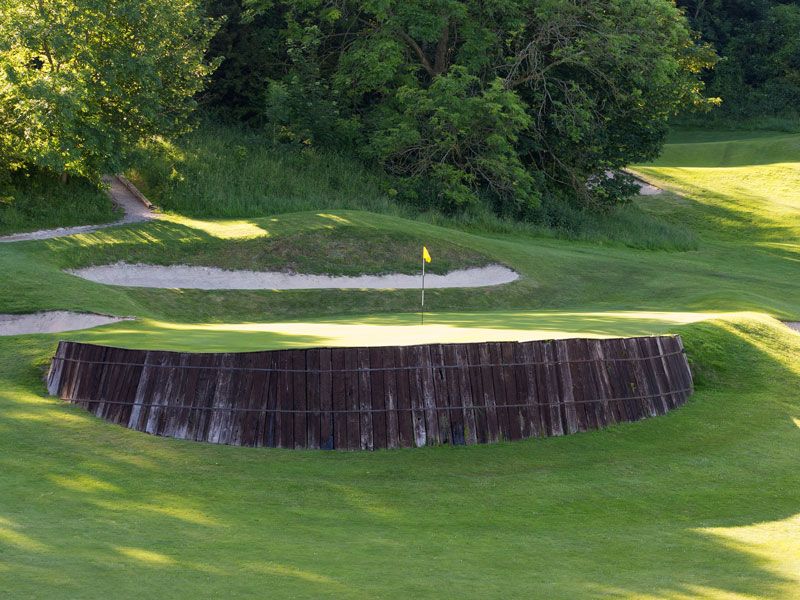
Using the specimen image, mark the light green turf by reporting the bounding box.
[1,130,800,598]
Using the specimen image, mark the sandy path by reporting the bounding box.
[0,176,157,243]
[0,311,131,336]
[68,263,520,290]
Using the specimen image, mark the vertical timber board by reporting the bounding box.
[128,351,155,432]
[654,337,680,411]
[500,343,524,440]
[454,344,478,446]
[513,343,537,439]
[488,343,512,440]
[278,350,295,449]
[417,345,440,445]
[357,347,374,451]
[394,346,418,448]
[319,349,334,450]
[264,351,280,448]
[207,354,235,445]
[344,348,361,451]
[429,345,452,445]
[628,338,657,418]
[403,346,427,448]
[605,338,631,421]
[554,340,579,434]
[518,343,542,438]
[587,340,614,428]
[477,343,500,443]
[306,349,321,450]
[541,342,564,437]
[443,345,465,445]
[234,353,259,447]
[292,350,308,449]
[246,352,269,447]
[47,342,66,397]
[331,348,347,450]
[617,338,643,421]
[566,339,592,432]
[640,338,669,415]
[369,347,387,451]
[381,347,400,449]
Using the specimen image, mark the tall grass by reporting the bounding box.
[129,120,697,251]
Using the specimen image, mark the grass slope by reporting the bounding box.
[0,174,119,236]
[1,129,799,598]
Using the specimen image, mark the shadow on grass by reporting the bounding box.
[0,317,799,597]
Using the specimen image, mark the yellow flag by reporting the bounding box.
[422,246,431,263]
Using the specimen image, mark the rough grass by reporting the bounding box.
[0,173,118,236]
[127,120,697,251]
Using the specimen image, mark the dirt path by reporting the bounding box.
[68,263,520,290]
[0,176,157,243]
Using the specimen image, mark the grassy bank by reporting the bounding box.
[0,173,118,236]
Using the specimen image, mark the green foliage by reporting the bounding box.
[366,69,538,214]
[129,121,698,251]
[677,0,800,120]
[230,0,716,216]
[0,0,218,181]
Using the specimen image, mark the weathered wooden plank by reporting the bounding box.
[500,343,523,440]
[442,344,465,445]
[292,350,307,449]
[331,348,347,450]
[465,344,487,444]
[477,343,500,443]
[344,348,361,451]
[394,346,417,448]
[554,340,579,434]
[306,348,321,450]
[416,344,439,445]
[276,350,294,449]
[319,348,334,450]
[429,344,452,445]
[454,344,477,445]
[541,341,564,436]
[357,347,374,451]
[381,347,400,449]
[518,342,541,438]
[401,345,426,447]
[369,347,387,450]
[488,343,512,440]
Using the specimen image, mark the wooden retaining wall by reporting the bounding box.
[47,336,693,450]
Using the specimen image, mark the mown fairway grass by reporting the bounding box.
[1,130,799,598]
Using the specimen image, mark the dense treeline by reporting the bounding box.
[202,0,715,217]
[12,1,795,224]
[677,0,800,120]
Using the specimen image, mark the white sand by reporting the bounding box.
[0,176,157,243]
[0,311,131,336]
[784,322,800,333]
[67,263,520,290]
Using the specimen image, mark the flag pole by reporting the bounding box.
[421,253,426,325]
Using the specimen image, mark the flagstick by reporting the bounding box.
[421,255,426,326]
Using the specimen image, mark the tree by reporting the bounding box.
[246,0,716,214]
[0,0,218,181]
[677,0,800,119]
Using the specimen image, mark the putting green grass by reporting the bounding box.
[1,129,800,597]
[63,310,728,352]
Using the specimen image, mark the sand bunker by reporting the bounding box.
[0,311,130,336]
[784,322,800,333]
[68,263,520,290]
